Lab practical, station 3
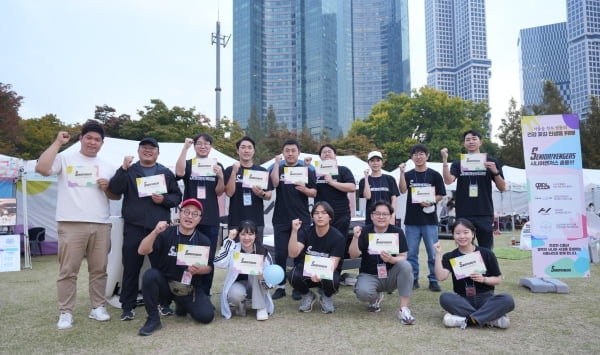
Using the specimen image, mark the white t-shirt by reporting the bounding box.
[50,151,116,223]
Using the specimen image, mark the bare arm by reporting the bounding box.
[270,156,282,189]
[440,148,456,185]
[398,163,407,193]
[433,242,451,281]
[35,131,71,176]
[138,221,168,255]
[348,226,362,259]
[288,219,304,258]
[224,163,239,197]
[175,138,193,177]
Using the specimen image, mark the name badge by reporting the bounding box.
[197,186,206,200]
[377,263,388,279]
[243,192,252,206]
[469,183,478,198]
[181,270,192,285]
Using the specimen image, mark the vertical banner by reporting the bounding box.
[522,114,590,277]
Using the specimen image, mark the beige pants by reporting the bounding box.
[57,222,111,313]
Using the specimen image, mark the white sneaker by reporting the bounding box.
[57,312,73,330]
[443,313,467,329]
[256,308,268,321]
[88,306,111,321]
[485,315,510,329]
[398,306,415,325]
[368,292,384,312]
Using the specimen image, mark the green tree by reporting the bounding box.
[332,131,375,160]
[17,114,74,159]
[531,80,570,115]
[245,105,264,142]
[497,98,525,168]
[93,104,131,138]
[581,96,600,168]
[265,105,278,133]
[0,83,23,156]
[350,87,490,169]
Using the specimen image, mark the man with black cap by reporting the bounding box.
[36,122,119,330]
[137,198,214,336]
[108,137,182,321]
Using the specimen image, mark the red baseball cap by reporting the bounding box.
[180,198,203,211]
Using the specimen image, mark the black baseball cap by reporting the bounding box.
[139,137,159,148]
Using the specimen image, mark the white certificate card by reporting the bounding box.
[232,252,265,275]
[449,251,487,280]
[460,153,486,172]
[67,165,99,187]
[191,158,217,177]
[315,159,337,176]
[283,166,308,184]
[411,186,435,204]
[176,244,210,266]
[242,169,269,189]
[136,174,167,197]
[303,254,334,280]
[367,233,400,255]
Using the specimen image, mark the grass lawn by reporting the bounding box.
[1,234,598,354]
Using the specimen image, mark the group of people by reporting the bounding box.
[36,122,514,336]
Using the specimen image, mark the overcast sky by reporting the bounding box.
[1,0,568,141]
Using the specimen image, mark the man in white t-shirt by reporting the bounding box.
[36,123,120,330]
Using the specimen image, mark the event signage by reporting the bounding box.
[521,114,589,277]
[0,234,20,272]
[232,252,264,275]
[136,174,167,197]
[303,254,333,280]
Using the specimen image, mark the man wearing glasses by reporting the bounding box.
[137,199,214,336]
[109,138,182,321]
[349,201,415,325]
[176,133,225,296]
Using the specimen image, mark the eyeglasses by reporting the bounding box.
[180,209,201,218]
[195,142,211,147]
[372,212,391,217]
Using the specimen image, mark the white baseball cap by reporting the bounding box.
[367,151,383,161]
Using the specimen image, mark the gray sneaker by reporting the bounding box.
[367,292,384,312]
[319,294,335,314]
[298,291,316,312]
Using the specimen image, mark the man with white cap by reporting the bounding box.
[358,151,400,226]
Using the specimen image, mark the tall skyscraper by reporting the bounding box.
[518,23,570,110]
[233,0,410,137]
[424,0,491,104]
[567,0,600,117]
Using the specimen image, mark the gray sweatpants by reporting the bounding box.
[354,260,413,303]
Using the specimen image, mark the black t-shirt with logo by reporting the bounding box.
[357,224,408,275]
[295,226,345,272]
[224,164,273,227]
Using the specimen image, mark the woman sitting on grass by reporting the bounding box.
[434,218,515,329]
[214,220,274,321]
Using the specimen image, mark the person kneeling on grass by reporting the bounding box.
[349,200,416,325]
[288,201,345,314]
[137,199,215,336]
[214,220,274,321]
[434,218,515,329]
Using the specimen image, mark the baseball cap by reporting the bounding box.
[139,137,159,148]
[181,198,203,211]
[367,151,383,161]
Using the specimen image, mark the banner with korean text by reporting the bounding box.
[521,114,590,277]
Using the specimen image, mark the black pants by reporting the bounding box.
[462,215,494,249]
[141,268,214,324]
[289,263,340,297]
[120,223,155,311]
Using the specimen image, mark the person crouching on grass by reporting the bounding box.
[214,220,274,320]
[136,199,214,336]
[434,218,515,329]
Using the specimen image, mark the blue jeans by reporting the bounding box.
[405,224,438,282]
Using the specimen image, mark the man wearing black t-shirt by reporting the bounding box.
[441,130,506,249]
[359,151,400,225]
[314,144,355,241]
[269,139,317,299]
[288,202,345,313]
[176,133,225,296]
[224,136,273,245]
[137,199,214,336]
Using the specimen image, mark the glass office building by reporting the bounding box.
[518,22,570,110]
[425,0,491,104]
[233,0,410,137]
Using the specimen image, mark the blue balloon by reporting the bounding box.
[263,264,285,285]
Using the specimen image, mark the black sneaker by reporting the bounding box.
[272,288,286,300]
[158,304,174,316]
[120,309,135,321]
[292,288,302,301]
[413,280,420,290]
[429,281,441,292]
[138,318,162,336]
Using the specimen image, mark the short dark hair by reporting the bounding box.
[370,200,394,215]
[463,129,482,140]
[236,136,256,149]
[319,143,337,155]
[281,139,300,150]
[312,201,334,221]
[409,143,429,156]
[81,123,105,140]
[193,133,213,145]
